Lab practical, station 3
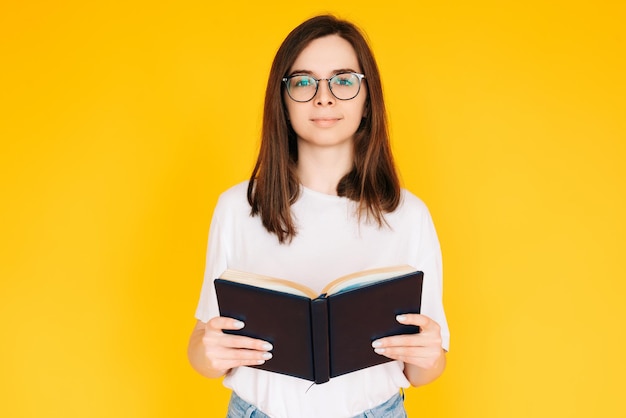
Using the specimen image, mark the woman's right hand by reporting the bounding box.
[199,317,273,374]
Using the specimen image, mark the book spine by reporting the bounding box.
[311,297,330,384]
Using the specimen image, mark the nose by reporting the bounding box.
[315,79,335,106]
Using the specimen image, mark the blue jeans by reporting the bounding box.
[227,391,407,418]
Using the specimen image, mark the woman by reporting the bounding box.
[188,14,449,418]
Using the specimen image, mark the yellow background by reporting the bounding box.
[1,1,624,417]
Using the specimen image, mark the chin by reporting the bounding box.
[298,137,354,148]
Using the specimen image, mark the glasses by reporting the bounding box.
[282,72,366,102]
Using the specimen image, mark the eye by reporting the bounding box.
[331,74,355,86]
[292,76,315,88]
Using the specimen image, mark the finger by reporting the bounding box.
[203,337,274,371]
[216,333,274,352]
[210,345,274,362]
[207,316,246,331]
[204,317,273,352]
[373,340,442,356]
[374,347,443,369]
[396,314,442,335]
[395,313,430,327]
[205,348,273,371]
[374,333,442,351]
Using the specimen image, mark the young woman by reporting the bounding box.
[188,15,450,418]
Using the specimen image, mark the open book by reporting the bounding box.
[214,265,423,384]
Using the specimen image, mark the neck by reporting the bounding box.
[297,142,353,195]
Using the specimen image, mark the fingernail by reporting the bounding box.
[233,320,244,329]
[262,352,273,360]
[262,343,273,351]
[374,348,386,354]
[396,315,407,322]
[372,340,382,348]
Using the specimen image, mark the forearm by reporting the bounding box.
[187,322,229,379]
[403,350,447,387]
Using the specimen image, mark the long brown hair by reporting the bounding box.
[248,15,401,243]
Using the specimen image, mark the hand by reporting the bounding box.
[201,316,273,374]
[372,314,444,371]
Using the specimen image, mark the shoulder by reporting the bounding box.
[212,181,251,217]
[398,188,430,215]
[393,189,441,245]
[216,181,249,204]
[386,188,436,229]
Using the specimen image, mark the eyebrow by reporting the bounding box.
[288,68,360,77]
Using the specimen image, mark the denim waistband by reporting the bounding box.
[226,390,406,418]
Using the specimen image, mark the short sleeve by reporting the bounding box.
[401,191,450,352]
[415,213,450,352]
[194,197,229,323]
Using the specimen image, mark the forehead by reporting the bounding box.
[289,35,361,75]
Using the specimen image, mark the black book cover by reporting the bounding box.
[215,270,423,384]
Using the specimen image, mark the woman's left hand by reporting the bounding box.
[371,314,444,371]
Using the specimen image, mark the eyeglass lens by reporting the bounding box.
[285,73,363,102]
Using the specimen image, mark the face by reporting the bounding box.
[284,35,367,152]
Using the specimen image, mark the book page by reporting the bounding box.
[322,265,417,296]
[219,269,317,298]
[219,265,417,298]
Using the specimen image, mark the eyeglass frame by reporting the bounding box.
[282,72,366,102]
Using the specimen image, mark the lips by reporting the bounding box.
[310,117,341,127]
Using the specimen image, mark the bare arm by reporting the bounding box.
[187,317,274,379]
[403,348,446,387]
[372,314,447,387]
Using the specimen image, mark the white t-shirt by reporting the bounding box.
[195,181,450,418]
